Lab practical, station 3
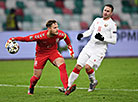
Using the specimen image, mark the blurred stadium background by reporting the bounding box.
[0,0,138,31]
[0,0,138,60]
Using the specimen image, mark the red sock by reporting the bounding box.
[29,75,39,88]
[58,63,68,89]
[86,69,94,75]
[73,67,80,74]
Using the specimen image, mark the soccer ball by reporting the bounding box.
[7,41,19,54]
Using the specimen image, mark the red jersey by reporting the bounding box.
[14,30,71,54]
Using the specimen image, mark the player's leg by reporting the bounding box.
[85,64,96,83]
[86,55,104,92]
[85,64,98,92]
[56,58,76,95]
[50,51,76,95]
[28,69,42,95]
[68,64,82,87]
[54,57,77,96]
[50,51,68,89]
[64,50,89,95]
[53,57,68,89]
[68,50,88,88]
[63,64,81,95]
[28,56,47,95]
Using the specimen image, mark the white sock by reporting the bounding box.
[88,71,96,83]
[68,72,79,87]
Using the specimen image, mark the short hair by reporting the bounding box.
[46,19,57,28]
[104,4,114,12]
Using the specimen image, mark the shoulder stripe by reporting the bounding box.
[64,33,67,39]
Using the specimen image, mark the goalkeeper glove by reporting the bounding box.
[95,33,104,41]
[68,45,74,58]
[77,33,83,41]
[5,37,15,48]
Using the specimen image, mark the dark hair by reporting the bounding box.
[104,4,114,12]
[46,19,57,28]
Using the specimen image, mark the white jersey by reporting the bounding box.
[77,17,117,69]
[82,17,117,54]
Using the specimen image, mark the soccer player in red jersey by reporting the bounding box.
[5,19,76,95]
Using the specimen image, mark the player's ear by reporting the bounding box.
[47,27,51,30]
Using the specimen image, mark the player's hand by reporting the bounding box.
[68,45,74,58]
[77,33,83,41]
[5,37,15,48]
[95,33,104,41]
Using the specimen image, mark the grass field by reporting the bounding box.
[0,58,138,102]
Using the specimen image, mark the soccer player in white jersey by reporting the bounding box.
[59,4,117,94]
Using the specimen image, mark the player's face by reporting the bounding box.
[49,23,59,35]
[102,6,112,20]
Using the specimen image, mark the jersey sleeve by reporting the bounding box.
[82,18,98,38]
[58,30,71,45]
[64,33,71,45]
[104,23,117,44]
[14,31,47,42]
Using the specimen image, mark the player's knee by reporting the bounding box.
[75,64,83,70]
[33,74,41,79]
[85,64,91,72]
[33,69,42,78]
[53,57,65,67]
[57,61,65,67]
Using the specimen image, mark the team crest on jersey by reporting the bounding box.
[104,24,108,27]
[56,38,59,42]
[29,36,33,40]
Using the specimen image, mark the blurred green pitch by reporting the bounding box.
[0,58,138,102]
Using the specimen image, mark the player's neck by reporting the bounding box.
[47,31,56,38]
[47,31,52,38]
[103,17,110,21]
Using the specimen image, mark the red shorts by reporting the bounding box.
[34,50,63,69]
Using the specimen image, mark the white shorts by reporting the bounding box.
[77,48,105,70]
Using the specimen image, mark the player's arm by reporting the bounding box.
[104,23,117,44]
[77,19,96,40]
[104,31,117,44]
[63,33,74,58]
[7,31,47,42]
[5,31,46,48]
[95,23,117,44]
[77,25,94,40]
[95,32,117,44]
